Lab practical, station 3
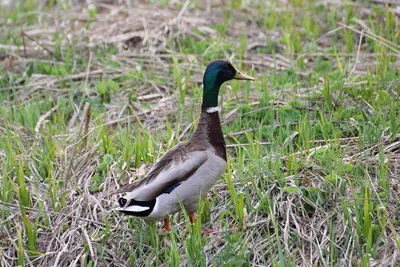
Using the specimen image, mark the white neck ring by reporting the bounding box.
[205,106,221,113]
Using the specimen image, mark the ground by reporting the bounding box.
[0,0,399,266]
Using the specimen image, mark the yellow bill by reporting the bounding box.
[234,71,254,81]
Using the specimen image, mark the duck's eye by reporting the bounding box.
[224,64,229,68]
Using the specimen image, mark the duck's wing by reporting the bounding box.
[115,142,208,201]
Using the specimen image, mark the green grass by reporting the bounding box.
[0,0,399,266]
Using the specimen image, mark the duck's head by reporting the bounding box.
[202,60,254,109]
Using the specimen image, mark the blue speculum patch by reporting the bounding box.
[164,183,182,194]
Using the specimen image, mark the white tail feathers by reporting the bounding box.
[117,205,150,212]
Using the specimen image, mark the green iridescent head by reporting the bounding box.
[202,60,254,109]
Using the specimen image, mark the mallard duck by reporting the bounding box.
[116,60,254,230]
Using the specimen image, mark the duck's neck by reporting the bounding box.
[192,107,226,161]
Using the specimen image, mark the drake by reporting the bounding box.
[116,60,254,230]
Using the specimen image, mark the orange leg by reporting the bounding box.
[201,229,215,236]
[189,213,196,224]
[163,218,171,231]
[188,213,215,235]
